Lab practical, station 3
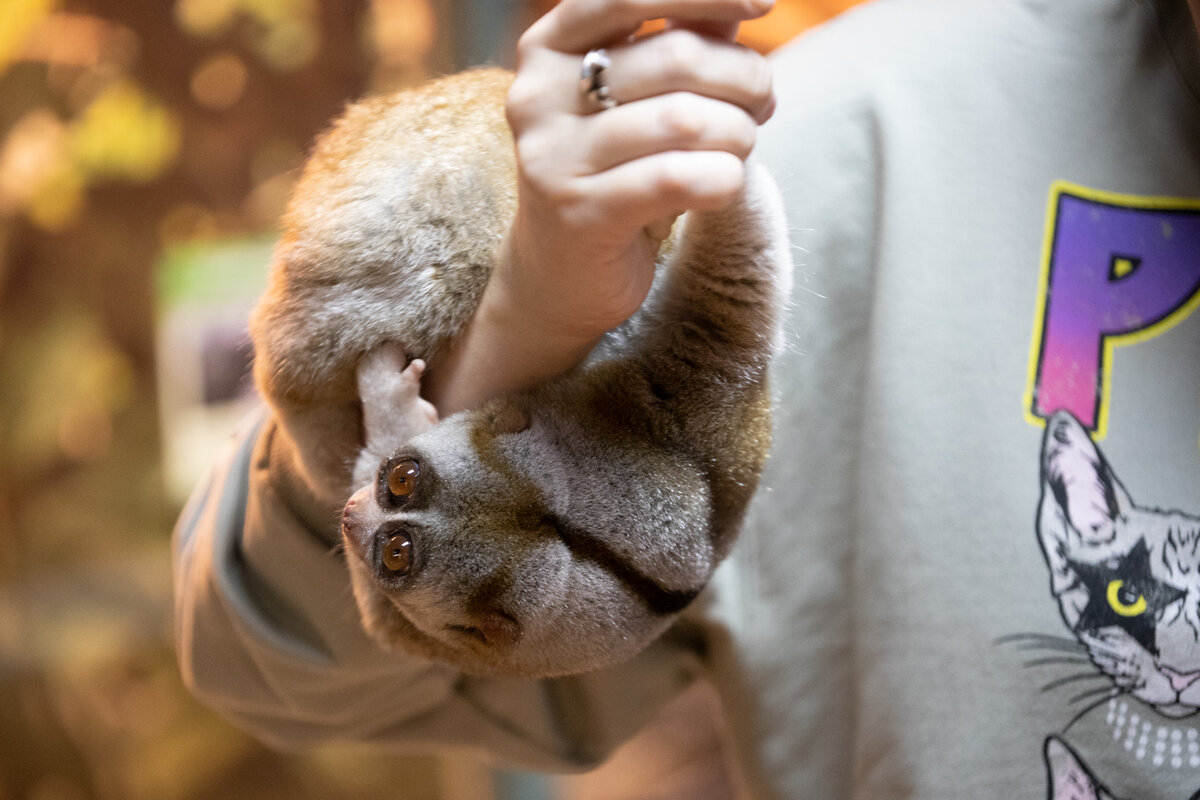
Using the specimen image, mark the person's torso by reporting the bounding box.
[708,1,1200,797]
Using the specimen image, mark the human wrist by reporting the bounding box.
[488,229,619,345]
[479,274,606,357]
[421,273,603,417]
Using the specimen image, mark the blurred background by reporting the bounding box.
[0,1,863,798]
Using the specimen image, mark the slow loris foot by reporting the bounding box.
[353,344,439,486]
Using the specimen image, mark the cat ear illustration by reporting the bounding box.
[1044,736,1122,800]
[1039,410,1133,547]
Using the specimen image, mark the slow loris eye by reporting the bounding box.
[387,459,419,500]
[382,531,413,573]
[1107,579,1148,617]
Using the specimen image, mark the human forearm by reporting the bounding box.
[421,231,610,416]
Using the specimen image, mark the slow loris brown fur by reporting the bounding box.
[249,67,792,678]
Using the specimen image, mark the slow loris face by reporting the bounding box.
[340,344,702,677]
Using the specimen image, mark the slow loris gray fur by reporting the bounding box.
[249,68,793,678]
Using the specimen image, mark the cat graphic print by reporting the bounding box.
[1021,183,1200,798]
[1037,411,1200,719]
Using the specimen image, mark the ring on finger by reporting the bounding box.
[580,48,618,112]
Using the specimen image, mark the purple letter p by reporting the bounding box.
[1028,184,1200,434]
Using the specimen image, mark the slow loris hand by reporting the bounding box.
[424,0,777,416]
[354,344,439,486]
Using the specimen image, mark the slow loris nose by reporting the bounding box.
[340,486,375,554]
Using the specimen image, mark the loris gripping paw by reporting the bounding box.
[251,68,792,678]
[352,344,438,486]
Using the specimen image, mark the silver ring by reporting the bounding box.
[580,48,617,111]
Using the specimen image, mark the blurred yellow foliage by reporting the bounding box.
[28,156,86,229]
[0,80,180,229]
[72,80,181,182]
[175,0,318,71]
[174,0,237,34]
[190,51,249,109]
[247,0,306,22]
[0,0,56,72]
[0,111,70,222]
[3,310,135,470]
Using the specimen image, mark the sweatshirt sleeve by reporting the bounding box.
[171,408,701,770]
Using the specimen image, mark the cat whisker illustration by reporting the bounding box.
[1006,639,1090,656]
[1068,684,1121,705]
[1023,656,1093,669]
[1040,672,1111,693]
[1061,687,1128,734]
[995,632,1087,649]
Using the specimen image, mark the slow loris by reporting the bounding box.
[249,68,792,678]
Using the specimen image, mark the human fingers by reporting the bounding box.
[553,150,747,232]
[600,28,774,122]
[507,30,773,134]
[560,92,759,174]
[522,0,774,54]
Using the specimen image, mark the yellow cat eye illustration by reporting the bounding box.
[1106,579,1147,617]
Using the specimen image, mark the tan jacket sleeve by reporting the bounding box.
[171,409,700,769]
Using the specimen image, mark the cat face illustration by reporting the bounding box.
[1038,411,1200,719]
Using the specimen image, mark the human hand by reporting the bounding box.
[424,0,776,415]
[501,0,777,339]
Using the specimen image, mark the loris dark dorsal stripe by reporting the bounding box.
[249,68,792,678]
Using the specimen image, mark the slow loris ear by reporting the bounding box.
[488,403,529,435]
